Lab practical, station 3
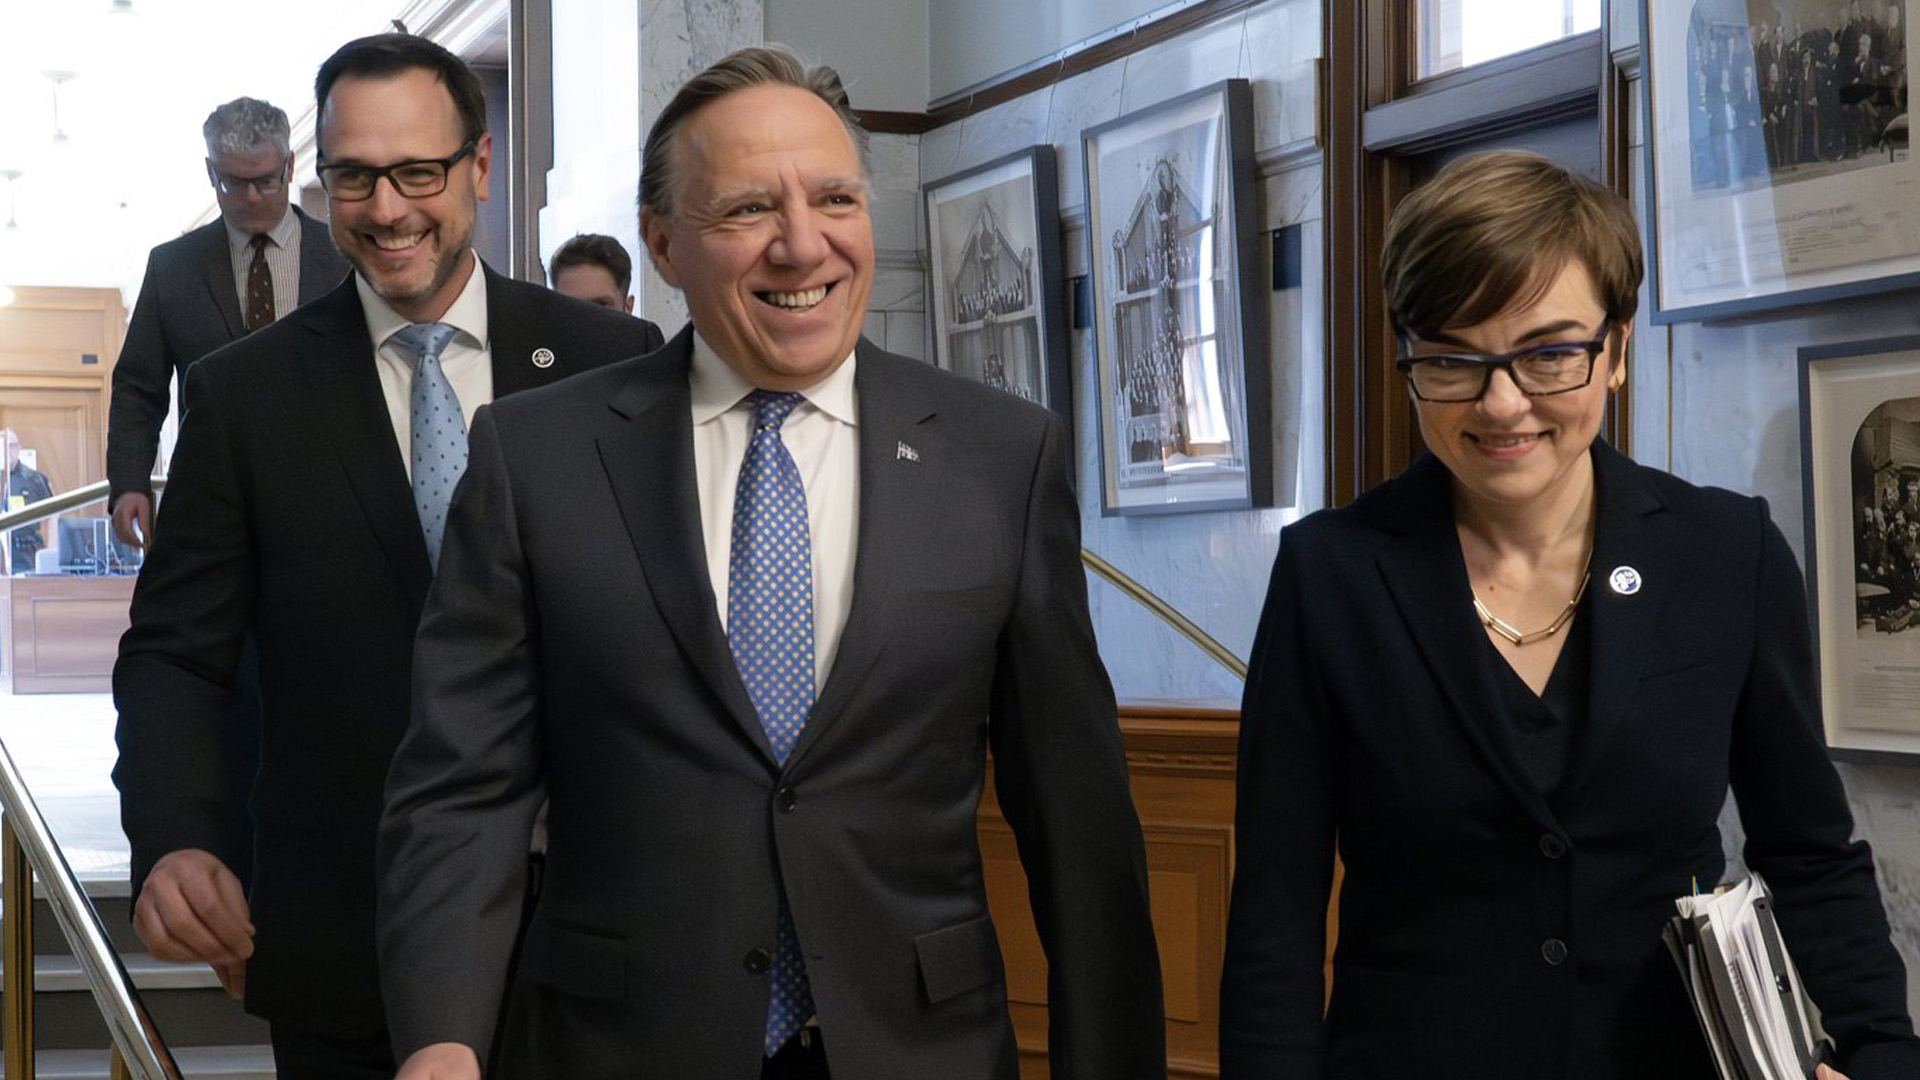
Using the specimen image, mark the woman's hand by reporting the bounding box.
[1815,1064,1852,1080]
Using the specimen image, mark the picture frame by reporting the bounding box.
[1798,332,1920,762]
[1641,0,1918,323]
[1082,79,1269,516]
[923,146,1071,419]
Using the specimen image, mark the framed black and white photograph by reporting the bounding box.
[924,147,1070,418]
[1799,333,1920,761]
[1643,0,1916,322]
[1083,79,1269,516]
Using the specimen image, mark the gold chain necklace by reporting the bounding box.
[1472,571,1590,647]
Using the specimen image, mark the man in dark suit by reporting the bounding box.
[112,34,662,1080]
[107,95,350,550]
[380,46,1164,1080]
[3,428,54,573]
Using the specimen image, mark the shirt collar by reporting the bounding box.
[688,331,859,427]
[355,253,490,355]
[224,206,298,255]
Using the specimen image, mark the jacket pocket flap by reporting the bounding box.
[518,919,628,1000]
[913,915,1002,1004]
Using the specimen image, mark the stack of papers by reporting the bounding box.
[1664,874,1833,1080]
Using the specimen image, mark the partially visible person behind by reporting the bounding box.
[112,33,661,1080]
[106,95,349,550]
[547,231,635,313]
[3,429,54,574]
[1220,151,1920,1080]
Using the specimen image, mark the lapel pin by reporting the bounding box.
[1608,565,1642,595]
[896,442,920,462]
[531,347,555,369]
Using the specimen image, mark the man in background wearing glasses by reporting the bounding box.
[113,34,661,1079]
[107,96,349,552]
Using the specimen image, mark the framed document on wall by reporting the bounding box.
[1642,0,1918,322]
[1799,332,1920,761]
[923,147,1071,419]
[1082,79,1269,516]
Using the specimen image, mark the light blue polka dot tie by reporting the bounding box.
[393,322,465,572]
[725,390,816,1055]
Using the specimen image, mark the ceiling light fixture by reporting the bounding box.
[1,170,22,230]
[44,72,77,144]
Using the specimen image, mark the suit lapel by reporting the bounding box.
[1372,455,1559,831]
[197,223,246,340]
[786,344,936,772]
[292,280,434,610]
[1563,442,1679,800]
[596,330,771,762]
[294,209,344,305]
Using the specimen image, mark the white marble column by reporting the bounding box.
[636,0,765,329]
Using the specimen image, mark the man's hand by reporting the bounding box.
[1816,1064,1853,1080]
[111,492,153,549]
[394,1042,480,1080]
[132,849,252,973]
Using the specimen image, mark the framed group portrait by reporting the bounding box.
[923,147,1071,419]
[1642,0,1918,322]
[1799,333,1920,761]
[1082,79,1269,516]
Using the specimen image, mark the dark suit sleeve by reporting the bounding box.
[1219,529,1340,1079]
[107,251,179,505]
[378,405,545,1064]
[641,318,665,354]
[1731,502,1920,1078]
[112,360,257,890]
[985,413,1167,1078]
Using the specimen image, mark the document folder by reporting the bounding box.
[1664,874,1834,1080]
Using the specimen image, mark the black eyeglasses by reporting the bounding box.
[1395,318,1613,403]
[316,142,476,202]
[211,161,288,196]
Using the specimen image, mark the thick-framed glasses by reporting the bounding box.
[211,162,288,196]
[317,142,476,202]
[1395,318,1613,403]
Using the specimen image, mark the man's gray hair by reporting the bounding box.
[639,44,868,220]
[203,97,291,159]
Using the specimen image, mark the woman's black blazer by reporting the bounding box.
[1221,441,1920,1079]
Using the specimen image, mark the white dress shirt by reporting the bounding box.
[357,255,496,482]
[224,206,302,320]
[690,333,860,691]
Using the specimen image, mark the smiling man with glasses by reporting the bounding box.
[112,34,662,1080]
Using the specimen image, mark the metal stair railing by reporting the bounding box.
[2,476,178,1078]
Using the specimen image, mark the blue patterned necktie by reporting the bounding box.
[725,389,817,1054]
[393,322,465,571]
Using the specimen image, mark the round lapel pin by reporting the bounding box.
[1608,565,1642,595]
[531,347,555,369]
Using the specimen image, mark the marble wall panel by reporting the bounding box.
[1118,12,1250,114]
[1046,64,1128,213]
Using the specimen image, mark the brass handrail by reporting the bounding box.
[0,739,182,1079]
[3,472,177,1076]
[1080,548,1248,682]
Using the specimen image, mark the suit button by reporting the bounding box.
[743,947,772,974]
[778,787,797,813]
[1541,938,1569,966]
[1539,834,1568,859]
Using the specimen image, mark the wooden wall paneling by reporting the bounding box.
[7,576,135,693]
[979,705,1253,1079]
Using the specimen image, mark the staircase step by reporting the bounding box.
[0,1043,275,1079]
[1,954,267,1050]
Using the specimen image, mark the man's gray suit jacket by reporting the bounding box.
[107,208,349,505]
